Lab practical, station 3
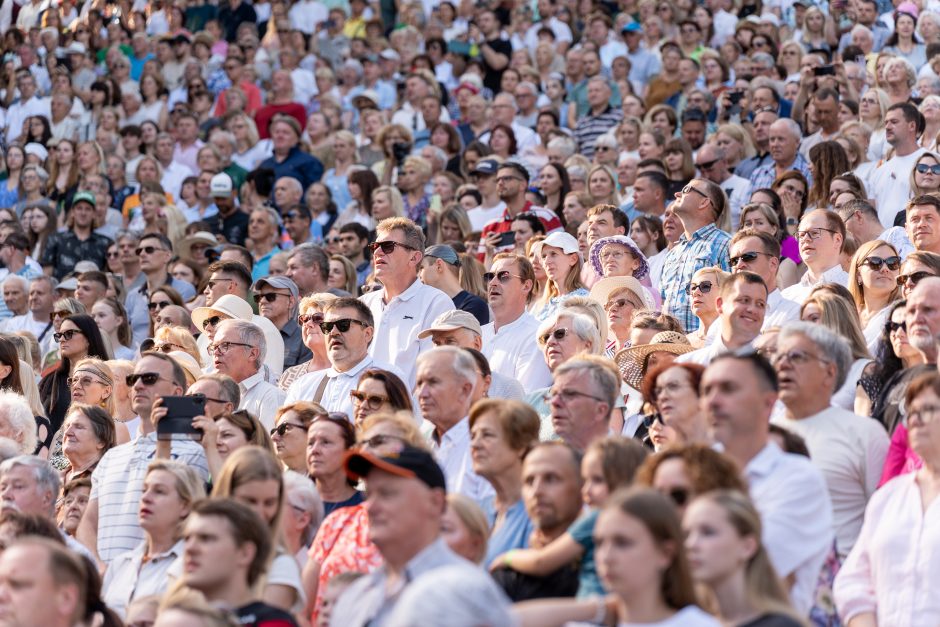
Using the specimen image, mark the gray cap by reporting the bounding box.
[252,275,299,299]
[424,244,460,267]
[74,261,100,273]
[417,310,482,339]
[56,277,78,291]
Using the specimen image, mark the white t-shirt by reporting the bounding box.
[468,203,506,232]
[869,148,926,227]
[618,606,721,626]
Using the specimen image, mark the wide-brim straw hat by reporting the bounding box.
[614,331,695,389]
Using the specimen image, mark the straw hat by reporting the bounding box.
[589,276,656,311]
[614,331,695,389]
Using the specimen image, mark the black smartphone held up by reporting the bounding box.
[728,90,744,105]
[497,230,516,248]
[814,65,836,76]
[156,395,206,441]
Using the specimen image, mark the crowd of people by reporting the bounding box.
[0,0,936,625]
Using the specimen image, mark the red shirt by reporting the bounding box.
[479,202,564,257]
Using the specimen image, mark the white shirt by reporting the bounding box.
[599,37,629,70]
[745,442,833,617]
[781,263,850,304]
[880,226,914,260]
[772,406,889,557]
[467,203,506,232]
[102,539,183,618]
[719,174,752,231]
[238,370,286,430]
[5,94,50,143]
[431,417,494,503]
[1,311,53,355]
[679,333,753,366]
[285,354,406,417]
[489,371,526,401]
[831,357,872,412]
[869,148,926,227]
[288,0,327,34]
[478,122,539,155]
[523,16,572,52]
[481,312,553,394]
[863,306,892,354]
[361,279,455,388]
[159,160,190,199]
[763,288,801,330]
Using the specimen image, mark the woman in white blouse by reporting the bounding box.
[834,371,940,626]
[102,460,206,619]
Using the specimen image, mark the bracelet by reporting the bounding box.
[503,549,516,568]
[591,599,607,625]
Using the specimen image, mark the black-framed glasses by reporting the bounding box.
[202,315,224,330]
[350,390,389,407]
[889,320,907,334]
[685,280,713,295]
[320,318,367,334]
[53,329,83,342]
[729,251,771,267]
[796,227,837,241]
[254,292,289,303]
[897,270,934,287]
[270,422,306,437]
[681,183,708,199]
[539,328,571,345]
[298,313,324,327]
[484,270,523,284]
[369,241,415,255]
[135,245,166,255]
[126,372,166,386]
[208,341,253,354]
[148,301,172,312]
[916,163,940,175]
[861,255,900,271]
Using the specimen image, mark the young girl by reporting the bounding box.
[490,437,648,598]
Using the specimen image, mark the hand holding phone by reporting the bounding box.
[156,395,207,441]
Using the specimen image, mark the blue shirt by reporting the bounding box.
[568,509,603,598]
[322,168,352,213]
[481,497,534,568]
[534,287,590,322]
[661,224,731,332]
[747,152,814,199]
[260,146,324,192]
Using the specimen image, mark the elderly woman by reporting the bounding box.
[282,470,324,567]
[350,368,413,426]
[279,294,338,390]
[272,401,326,473]
[102,460,205,619]
[589,276,656,355]
[834,371,940,626]
[0,390,38,456]
[639,363,709,451]
[60,403,116,485]
[469,399,541,567]
[588,234,651,284]
[848,240,901,351]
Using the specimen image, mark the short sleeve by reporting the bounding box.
[567,510,599,549]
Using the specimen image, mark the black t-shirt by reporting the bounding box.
[235,601,299,627]
[453,290,490,325]
[481,37,513,94]
[491,564,579,602]
[739,613,804,627]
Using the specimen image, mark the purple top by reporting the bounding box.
[781,235,801,265]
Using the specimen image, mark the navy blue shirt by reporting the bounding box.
[453,290,490,325]
[261,146,324,192]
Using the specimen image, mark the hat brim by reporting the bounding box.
[417,323,466,339]
[614,342,695,389]
[344,450,417,482]
[589,277,653,311]
[181,236,218,258]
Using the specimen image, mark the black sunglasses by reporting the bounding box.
[320,318,367,334]
[898,270,933,287]
[202,316,223,330]
[685,280,713,295]
[862,256,900,271]
[254,292,288,303]
[126,372,164,386]
[53,329,83,342]
[729,251,772,267]
[369,241,415,255]
[484,270,523,284]
[539,328,570,344]
[136,245,166,255]
[148,301,172,311]
[643,413,664,429]
[889,320,907,333]
[695,158,720,170]
[270,422,305,437]
[916,163,940,175]
[187,392,228,404]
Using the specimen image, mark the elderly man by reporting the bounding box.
[286,297,402,416]
[415,346,492,501]
[361,217,454,387]
[211,319,284,429]
[871,103,928,227]
[333,446,512,625]
[0,276,28,320]
[729,230,800,328]
[272,176,304,213]
[253,276,310,370]
[547,356,619,452]
[77,352,209,563]
[1,275,55,353]
[260,115,324,190]
[781,210,849,303]
[838,198,913,259]
[695,144,750,230]
[772,322,888,558]
[286,243,343,297]
[681,271,767,364]
[702,351,832,615]
[747,118,813,197]
[481,254,552,394]
[418,310,525,400]
[573,76,623,160]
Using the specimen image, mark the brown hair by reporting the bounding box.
[585,436,649,490]
[469,399,540,454]
[635,444,747,494]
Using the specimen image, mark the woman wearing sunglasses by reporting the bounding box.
[859,301,923,428]
[271,401,326,473]
[153,325,202,368]
[146,286,183,339]
[43,297,84,368]
[350,368,413,427]
[636,444,747,516]
[278,294,337,391]
[897,250,940,298]
[38,314,110,435]
[848,240,901,352]
[685,266,728,348]
[908,151,940,197]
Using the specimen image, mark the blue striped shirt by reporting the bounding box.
[661,224,731,333]
[747,152,814,198]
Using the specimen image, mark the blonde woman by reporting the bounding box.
[323,130,359,212]
[859,87,891,161]
[371,185,405,222]
[714,123,756,173]
[278,294,338,390]
[848,240,901,351]
[227,112,272,170]
[153,326,203,367]
[686,266,729,348]
[328,254,358,295]
[586,164,620,208]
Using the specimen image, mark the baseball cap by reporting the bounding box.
[622,22,642,33]
[344,446,446,490]
[472,158,500,176]
[72,191,96,207]
[540,231,580,255]
[424,244,460,266]
[210,173,233,197]
[252,276,300,300]
[379,49,400,61]
[417,310,482,339]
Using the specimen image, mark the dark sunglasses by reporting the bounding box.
[202,315,223,330]
[643,413,664,429]
[187,392,228,404]
[897,270,933,287]
[254,292,288,303]
[695,158,720,170]
[729,251,769,267]
[270,422,305,437]
[350,390,390,407]
[50,310,71,321]
[369,241,415,255]
[320,318,367,334]
[298,313,324,326]
[126,372,164,386]
[862,256,901,271]
[148,301,172,311]
[667,488,690,507]
[685,280,713,295]
[539,328,570,344]
[889,320,907,333]
[136,245,165,255]
[916,163,940,175]
[53,329,83,342]
[484,270,523,284]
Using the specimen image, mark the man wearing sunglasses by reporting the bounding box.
[837,198,914,260]
[361,218,455,387]
[729,230,800,330]
[252,276,311,370]
[286,298,404,417]
[781,210,849,304]
[211,319,284,430]
[695,143,750,232]
[76,352,209,564]
[481,253,552,394]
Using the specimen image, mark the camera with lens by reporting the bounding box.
[392,142,410,162]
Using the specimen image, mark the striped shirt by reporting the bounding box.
[661,224,731,333]
[90,432,208,564]
[573,106,623,159]
[747,152,814,198]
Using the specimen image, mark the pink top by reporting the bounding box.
[781,235,801,265]
[878,423,923,487]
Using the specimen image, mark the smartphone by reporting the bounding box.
[728,90,744,105]
[156,395,206,441]
[814,65,836,76]
[497,230,516,248]
[448,40,473,56]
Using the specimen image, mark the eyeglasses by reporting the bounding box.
[206,278,234,290]
[270,422,306,437]
[681,183,708,199]
[187,392,228,404]
[153,342,183,353]
[254,292,289,303]
[695,158,720,170]
[208,341,253,354]
[889,320,907,334]
[654,380,691,397]
[369,241,415,255]
[861,255,901,271]
[202,315,224,330]
[106,251,120,259]
[483,270,523,284]
[496,175,525,184]
[600,250,631,262]
[908,403,940,425]
[53,329,83,342]
[796,227,837,241]
[897,270,933,287]
[66,375,106,389]
[539,328,571,344]
[772,349,830,367]
[916,163,940,175]
[135,245,166,255]
[148,301,172,312]
[604,298,636,312]
[321,318,367,334]
[542,388,607,404]
[685,280,713,295]
[350,390,390,407]
[729,251,771,267]
[298,313,325,327]
[50,310,71,322]
[126,372,167,386]
[358,433,407,450]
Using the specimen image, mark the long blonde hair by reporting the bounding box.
[802,286,872,360]
[848,239,900,314]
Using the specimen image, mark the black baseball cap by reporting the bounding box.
[344,446,446,490]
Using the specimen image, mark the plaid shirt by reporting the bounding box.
[747,152,814,197]
[661,224,731,333]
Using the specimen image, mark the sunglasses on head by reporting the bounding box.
[916,163,940,175]
[369,241,415,255]
[862,255,900,271]
[126,372,163,386]
[320,318,366,334]
[684,280,713,295]
[53,329,83,342]
[539,328,571,344]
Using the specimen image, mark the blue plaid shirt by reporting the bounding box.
[747,152,814,197]
[661,224,731,332]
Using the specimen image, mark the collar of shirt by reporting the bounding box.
[326,353,373,378]
[493,310,534,334]
[744,440,783,482]
[239,370,265,394]
[500,201,534,222]
[381,277,422,305]
[280,318,301,340]
[800,263,847,287]
[133,538,184,563]
[678,223,720,244]
[434,415,470,447]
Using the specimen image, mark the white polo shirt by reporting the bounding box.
[238,370,286,430]
[481,312,552,395]
[285,355,407,418]
[361,279,455,388]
